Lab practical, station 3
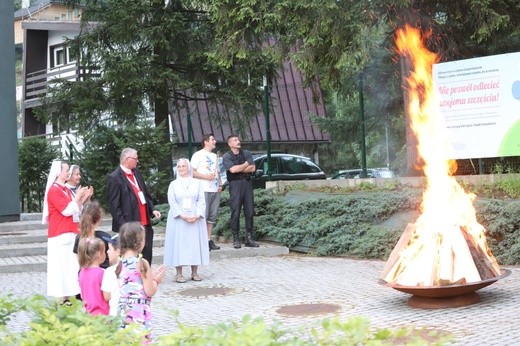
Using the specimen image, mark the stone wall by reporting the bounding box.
[265,173,520,192]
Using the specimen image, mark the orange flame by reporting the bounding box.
[383,25,501,286]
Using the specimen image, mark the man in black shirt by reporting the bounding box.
[222,135,259,249]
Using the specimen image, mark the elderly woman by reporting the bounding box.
[163,158,209,283]
[66,164,93,201]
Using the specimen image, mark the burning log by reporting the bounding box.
[460,225,501,280]
[382,223,500,287]
[380,223,416,280]
[443,225,480,284]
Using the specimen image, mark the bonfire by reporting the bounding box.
[380,25,501,288]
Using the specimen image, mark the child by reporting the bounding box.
[101,234,121,316]
[116,222,166,341]
[74,201,112,269]
[77,237,110,315]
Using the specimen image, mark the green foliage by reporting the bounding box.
[156,176,520,263]
[476,199,520,265]
[161,314,449,345]
[186,180,520,264]
[0,295,142,345]
[18,137,60,212]
[159,315,291,345]
[458,176,520,200]
[496,177,520,198]
[312,317,450,346]
[249,189,422,257]
[152,203,170,227]
[349,225,402,259]
[48,0,276,138]
[0,294,446,345]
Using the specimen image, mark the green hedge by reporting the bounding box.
[154,180,520,265]
[0,295,449,345]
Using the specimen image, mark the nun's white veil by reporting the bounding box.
[176,158,192,178]
[41,160,63,225]
[67,164,79,180]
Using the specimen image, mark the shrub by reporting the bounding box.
[496,177,520,198]
[157,178,520,264]
[0,295,448,345]
[0,295,142,345]
[18,137,59,212]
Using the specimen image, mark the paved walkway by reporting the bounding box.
[1,254,518,345]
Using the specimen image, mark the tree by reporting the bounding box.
[44,0,520,181]
[40,0,280,196]
[18,137,59,212]
[377,0,520,173]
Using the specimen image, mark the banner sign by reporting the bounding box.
[433,52,520,159]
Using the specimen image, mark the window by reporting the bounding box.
[302,160,321,173]
[53,47,65,67]
[67,46,76,63]
[51,45,77,68]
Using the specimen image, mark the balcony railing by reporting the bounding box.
[25,63,100,101]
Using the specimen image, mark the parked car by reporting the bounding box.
[330,168,395,179]
[218,157,228,190]
[251,153,326,189]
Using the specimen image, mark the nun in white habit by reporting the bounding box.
[163,158,209,283]
[42,160,83,302]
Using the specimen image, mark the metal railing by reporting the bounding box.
[24,64,100,100]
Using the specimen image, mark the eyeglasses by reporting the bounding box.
[128,157,139,161]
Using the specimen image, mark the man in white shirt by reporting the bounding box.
[191,134,222,250]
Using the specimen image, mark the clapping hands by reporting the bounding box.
[75,185,94,204]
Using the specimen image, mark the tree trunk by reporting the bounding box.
[399,55,422,177]
[152,7,173,203]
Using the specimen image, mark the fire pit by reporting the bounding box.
[380,269,511,308]
[380,26,509,309]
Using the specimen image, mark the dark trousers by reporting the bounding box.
[142,224,154,264]
[229,179,254,235]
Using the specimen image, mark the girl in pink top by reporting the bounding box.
[77,237,109,315]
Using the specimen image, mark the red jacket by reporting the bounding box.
[47,183,79,237]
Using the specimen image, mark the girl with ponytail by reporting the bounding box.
[73,201,112,269]
[77,237,109,315]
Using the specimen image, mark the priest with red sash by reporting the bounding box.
[107,148,161,264]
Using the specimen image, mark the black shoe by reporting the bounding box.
[233,235,241,249]
[245,235,259,247]
[209,240,220,251]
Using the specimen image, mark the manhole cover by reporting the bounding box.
[179,286,234,298]
[276,303,341,316]
[0,232,27,237]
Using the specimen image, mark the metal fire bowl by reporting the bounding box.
[380,269,511,308]
[381,269,511,298]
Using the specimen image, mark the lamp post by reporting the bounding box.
[187,112,192,158]
[358,71,367,178]
[263,76,272,181]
